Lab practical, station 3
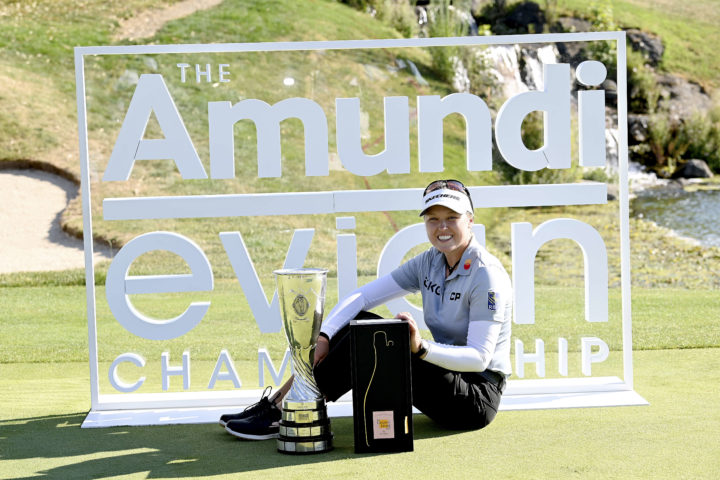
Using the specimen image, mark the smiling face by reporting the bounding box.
[423,205,473,264]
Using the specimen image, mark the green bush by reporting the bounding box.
[377,0,418,38]
[627,49,660,114]
[544,0,559,28]
[427,0,466,82]
[582,167,615,183]
[472,0,510,32]
[645,113,680,176]
[679,107,720,173]
[641,107,720,176]
[584,0,619,78]
[463,45,497,98]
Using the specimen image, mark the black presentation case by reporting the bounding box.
[350,319,413,453]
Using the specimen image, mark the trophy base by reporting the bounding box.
[277,398,333,454]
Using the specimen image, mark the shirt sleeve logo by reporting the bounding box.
[487,290,497,311]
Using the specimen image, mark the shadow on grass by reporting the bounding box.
[1,413,465,478]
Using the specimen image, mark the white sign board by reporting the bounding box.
[76,32,646,428]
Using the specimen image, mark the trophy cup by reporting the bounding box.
[273,268,333,454]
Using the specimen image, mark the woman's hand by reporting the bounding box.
[314,335,330,366]
[395,311,423,354]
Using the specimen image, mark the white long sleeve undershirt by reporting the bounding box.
[321,274,502,373]
[424,320,501,372]
[321,274,408,338]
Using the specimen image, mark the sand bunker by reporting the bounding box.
[0,169,112,274]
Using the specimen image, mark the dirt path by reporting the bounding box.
[0,170,112,274]
[113,0,224,41]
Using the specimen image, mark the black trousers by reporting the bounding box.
[313,316,504,430]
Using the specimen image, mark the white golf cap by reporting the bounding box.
[419,187,473,217]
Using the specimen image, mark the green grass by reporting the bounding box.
[1,279,718,477]
[555,0,720,88]
[3,0,719,267]
[1,2,719,476]
[1,278,718,477]
[3,281,719,364]
[0,0,189,173]
[1,279,717,368]
[6,279,717,478]
[1,348,718,479]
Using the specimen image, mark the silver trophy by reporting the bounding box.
[273,268,333,454]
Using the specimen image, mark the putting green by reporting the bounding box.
[1,348,718,479]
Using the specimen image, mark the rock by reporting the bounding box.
[675,159,714,179]
[553,18,591,66]
[606,127,619,172]
[655,74,713,120]
[470,0,488,16]
[606,183,618,201]
[626,29,664,66]
[143,57,159,71]
[115,69,139,89]
[555,16,592,33]
[415,6,428,26]
[520,44,559,90]
[504,1,545,33]
[555,41,585,66]
[452,56,470,93]
[668,178,688,188]
[628,114,649,144]
[602,78,618,106]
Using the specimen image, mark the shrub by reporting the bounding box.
[427,0,466,82]
[640,107,720,176]
[582,167,615,183]
[463,45,497,98]
[544,0,558,29]
[473,0,510,32]
[584,0,619,78]
[645,113,681,176]
[680,107,720,173]
[627,49,660,114]
[377,0,418,38]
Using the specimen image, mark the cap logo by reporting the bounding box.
[424,192,461,204]
[420,187,473,217]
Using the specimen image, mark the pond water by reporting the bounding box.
[631,188,720,248]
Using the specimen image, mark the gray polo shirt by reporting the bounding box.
[391,237,512,375]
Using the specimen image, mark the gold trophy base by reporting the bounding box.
[277,398,333,454]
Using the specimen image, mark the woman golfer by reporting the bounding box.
[221,179,512,438]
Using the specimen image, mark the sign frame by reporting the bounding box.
[76,31,647,428]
